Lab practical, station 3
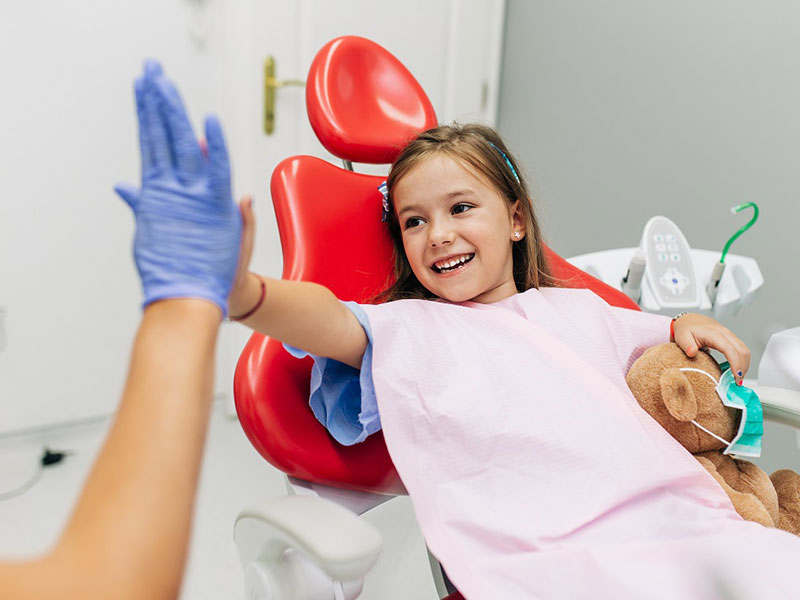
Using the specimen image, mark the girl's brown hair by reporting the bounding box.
[377,123,557,301]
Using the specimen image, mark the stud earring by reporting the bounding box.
[514,231,521,239]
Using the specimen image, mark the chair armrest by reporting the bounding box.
[234,495,383,582]
[755,385,800,429]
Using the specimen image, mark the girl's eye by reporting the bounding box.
[404,217,423,229]
[452,203,472,215]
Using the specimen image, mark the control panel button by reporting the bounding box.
[660,267,690,295]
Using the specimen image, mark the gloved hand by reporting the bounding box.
[115,60,242,317]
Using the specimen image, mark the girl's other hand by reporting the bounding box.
[672,313,751,385]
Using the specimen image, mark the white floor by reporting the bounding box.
[0,403,439,600]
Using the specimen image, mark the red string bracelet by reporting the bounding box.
[670,312,688,342]
[229,276,266,322]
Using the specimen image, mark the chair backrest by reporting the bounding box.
[234,36,640,495]
[306,36,437,163]
[235,156,406,494]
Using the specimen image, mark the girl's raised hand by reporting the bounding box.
[672,313,751,385]
[227,195,259,317]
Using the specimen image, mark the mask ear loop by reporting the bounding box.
[678,367,719,384]
[690,421,732,446]
[677,368,732,447]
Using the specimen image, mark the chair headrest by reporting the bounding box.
[306,36,438,164]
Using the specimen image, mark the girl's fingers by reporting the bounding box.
[719,332,750,383]
[240,195,255,267]
[231,195,255,292]
[698,331,750,384]
[673,327,699,357]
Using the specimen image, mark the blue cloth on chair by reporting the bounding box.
[283,301,380,445]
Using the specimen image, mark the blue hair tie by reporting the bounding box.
[488,142,520,184]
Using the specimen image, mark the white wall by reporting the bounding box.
[0,0,227,433]
[498,0,800,471]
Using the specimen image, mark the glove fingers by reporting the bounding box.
[153,75,204,178]
[205,115,232,202]
[142,60,172,174]
[144,58,163,78]
[114,183,140,210]
[134,77,154,174]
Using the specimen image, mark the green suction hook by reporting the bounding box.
[720,202,759,263]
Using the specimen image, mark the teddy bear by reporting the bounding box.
[626,342,800,535]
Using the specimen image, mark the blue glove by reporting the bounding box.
[115,60,242,317]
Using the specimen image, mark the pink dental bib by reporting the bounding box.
[359,288,800,599]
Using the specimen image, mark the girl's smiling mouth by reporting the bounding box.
[431,253,475,274]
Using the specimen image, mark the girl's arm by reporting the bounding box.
[228,199,368,369]
[0,299,220,600]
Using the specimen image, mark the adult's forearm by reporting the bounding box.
[42,299,220,599]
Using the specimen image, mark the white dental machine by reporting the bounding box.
[567,203,800,430]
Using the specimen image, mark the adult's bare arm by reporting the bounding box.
[0,298,220,600]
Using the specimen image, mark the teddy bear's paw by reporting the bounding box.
[770,469,800,536]
[697,456,775,527]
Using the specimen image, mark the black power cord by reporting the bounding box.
[0,447,71,501]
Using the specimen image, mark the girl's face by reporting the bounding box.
[393,154,525,304]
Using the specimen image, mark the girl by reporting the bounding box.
[230,123,800,599]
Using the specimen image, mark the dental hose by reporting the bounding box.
[707,202,759,304]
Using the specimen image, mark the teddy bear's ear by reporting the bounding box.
[659,368,698,422]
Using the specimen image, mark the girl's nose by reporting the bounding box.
[428,220,455,247]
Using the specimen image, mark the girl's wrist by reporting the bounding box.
[229,272,263,318]
[670,312,690,342]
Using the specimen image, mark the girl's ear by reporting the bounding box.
[510,199,525,239]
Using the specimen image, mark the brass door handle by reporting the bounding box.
[264,56,305,135]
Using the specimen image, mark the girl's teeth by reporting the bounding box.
[440,256,465,269]
[435,254,473,272]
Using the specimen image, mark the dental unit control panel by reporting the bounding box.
[641,216,699,310]
[567,206,763,320]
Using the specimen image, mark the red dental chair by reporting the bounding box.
[232,36,639,600]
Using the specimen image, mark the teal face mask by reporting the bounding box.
[679,367,764,458]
